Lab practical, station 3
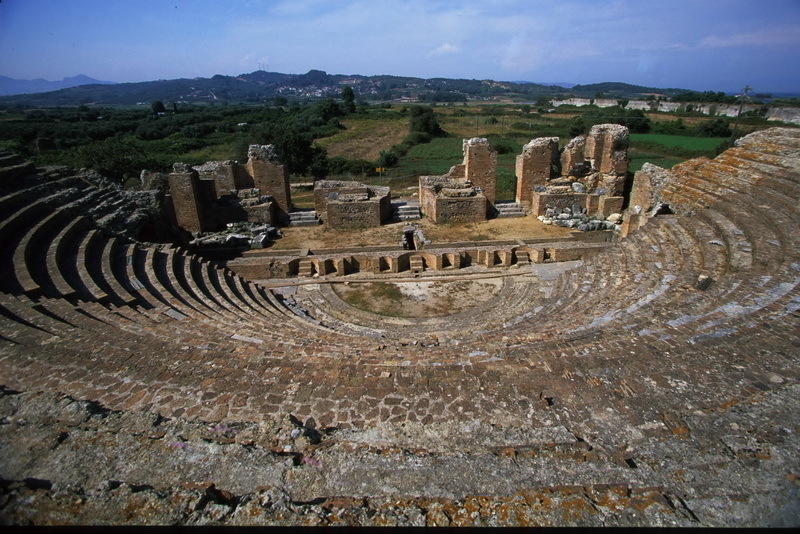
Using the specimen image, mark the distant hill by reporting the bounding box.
[0,70,692,107]
[513,81,576,88]
[0,75,115,96]
[567,82,687,98]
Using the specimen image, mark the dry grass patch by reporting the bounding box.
[314,117,408,161]
[333,279,504,318]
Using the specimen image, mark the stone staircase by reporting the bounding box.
[392,201,421,221]
[297,259,315,277]
[494,201,526,218]
[289,209,320,227]
[409,254,424,273]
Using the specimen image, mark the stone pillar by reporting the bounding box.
[193,161,239,198]
[515,137,559,206]
[333,258,346,276]
[245,145,292,224]
[586,194,601,216]
[584,124,629,174]
[168,163,206,233]
[529,248,546,263]
[498,250,512,267]
[387,256,399,274]
[560,136,587,177]
[463,138,497,206]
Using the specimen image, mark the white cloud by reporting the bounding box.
[699,25,800,48]
[428,42,460,57]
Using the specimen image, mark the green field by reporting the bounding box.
[630,133,728,151]
[628,133,728,172]
[376,136,521,200]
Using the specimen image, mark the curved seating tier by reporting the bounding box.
[0,131,798,527]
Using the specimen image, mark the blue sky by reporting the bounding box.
[0,0,798,92]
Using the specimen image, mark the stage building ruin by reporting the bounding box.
[516,124,629,219]
[164,144,292,234]
[313,180,392,229]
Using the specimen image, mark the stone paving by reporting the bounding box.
[0,128,799,525]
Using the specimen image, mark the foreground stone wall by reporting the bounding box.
[226,235,611,279]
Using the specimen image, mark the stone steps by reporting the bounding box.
[393,202,421,221]
[494,201,526,218]
[289,210,320,227]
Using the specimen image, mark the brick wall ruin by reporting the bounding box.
[418,176,487,224]
[165,144,291,234]
[418,138,496,222]
[227,234,612,279]
[515,124,630,221]
[462,138,497,205]
[314,180,391,229]
[515,137,559,206]
[245,145,292,221]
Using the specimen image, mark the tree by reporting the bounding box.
[341,85,356,113]
[568,116,585,137]
[378,149,399,168]
[150,100,166,114]
[75,137,153,184]
[408,106,445,137]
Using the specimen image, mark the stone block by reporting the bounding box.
[560,136,586,177]
[629,163,672,215]
[530,193,587,216]
[599,196,624,218]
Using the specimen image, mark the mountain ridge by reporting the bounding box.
[0,74,115,96]
[0,69,693,107]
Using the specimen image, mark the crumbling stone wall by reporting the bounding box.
[418,138,496,222]
[168,163,207,233]
[419,176,486,224]
[559,136,587,179]
[515,137,559,206]
[628,162,671,216]
[516,124,630,220]
[463,138,497,206]
[193,160,250,197]
[245,145,292,223]
[584,124,628,177]
[314,180,391,228]
[164,145,292,234]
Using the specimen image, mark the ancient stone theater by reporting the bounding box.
[0,128,798,526]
